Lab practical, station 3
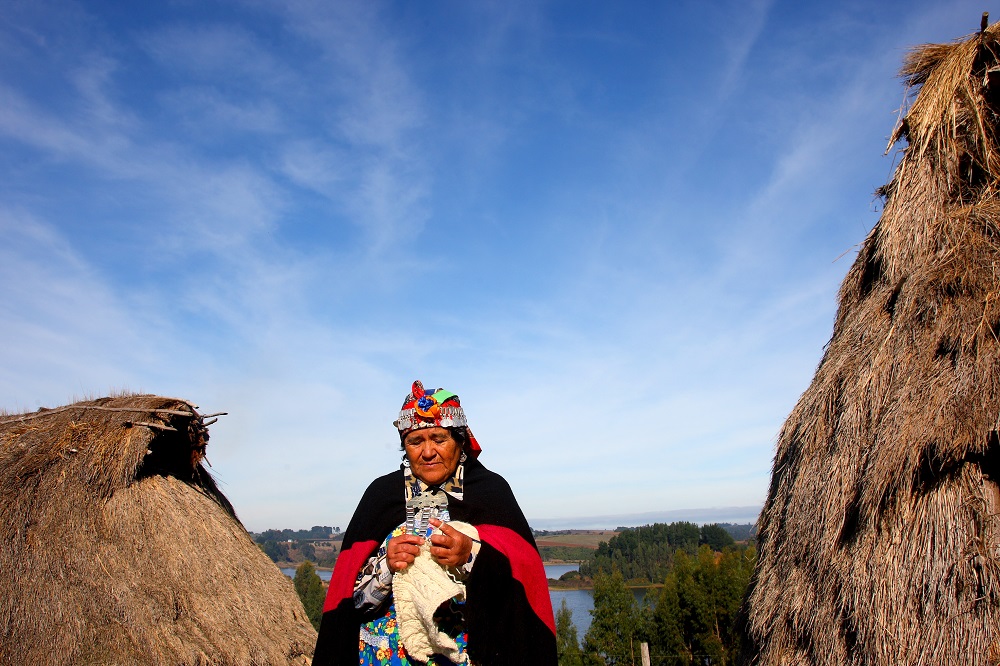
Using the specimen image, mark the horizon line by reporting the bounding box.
[527,504,762,531]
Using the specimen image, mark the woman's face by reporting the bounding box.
[403,427,463,486]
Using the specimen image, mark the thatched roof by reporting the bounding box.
[0,395,316,665]
[742,20,1000,665]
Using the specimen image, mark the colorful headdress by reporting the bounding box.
[394,380,481,456]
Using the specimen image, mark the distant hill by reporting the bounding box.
[529,505,760,531]
[581,521,751,583]
[532,530,618,548]
[533,530,616,562]
[717,522,757,542]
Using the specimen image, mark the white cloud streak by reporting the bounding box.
[0,0,989,532]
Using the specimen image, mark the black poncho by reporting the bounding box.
[313,456,557,665]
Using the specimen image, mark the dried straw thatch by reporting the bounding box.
[742,20,1000,665]
[0,395,316,665]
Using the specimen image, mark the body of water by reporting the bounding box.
[281,562,577,585]
[550,588,594,636]
[282,566,331,581]
[544,563,580,579]
[548,564,648,638]
[545,563,592,635]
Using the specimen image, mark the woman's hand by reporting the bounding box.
[387,534,424,571]
[428,518,473,568]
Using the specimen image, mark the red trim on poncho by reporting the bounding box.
[478,524,556,635]
[322,539,378,613]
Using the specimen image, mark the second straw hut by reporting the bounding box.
[743,20,1000,666]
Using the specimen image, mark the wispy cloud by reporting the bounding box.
[1,0,989,531]
[715,0,775,98]
[141,22,291,86]
[263,0,431,249]
[0,209,172,409]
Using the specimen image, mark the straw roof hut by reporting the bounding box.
[742,19,1000,666]
[0,394,316,665]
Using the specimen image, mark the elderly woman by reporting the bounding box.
[313,382,556,666]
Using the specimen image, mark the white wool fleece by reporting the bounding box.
[392,521,479,664]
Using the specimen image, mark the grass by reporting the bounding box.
[535,531,618,548]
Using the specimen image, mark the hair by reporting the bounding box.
[399,426,470,453]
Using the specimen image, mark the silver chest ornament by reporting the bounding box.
[405,489,450,537]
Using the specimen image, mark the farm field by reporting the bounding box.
[534,531,618,549]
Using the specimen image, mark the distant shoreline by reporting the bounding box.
[283,560,597,571]
[282,561,580,574]
[279,563,333,572]
[275,561,661,592]
[547,582,661,591]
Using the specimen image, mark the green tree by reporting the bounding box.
[652,548,719,664]
[699,524,735,551]
[650,545,756,664]
[294,561,326,630]
[690,546,725,663]
[316,549,338,568]
[579,525,757,665]
[556,599,584,666]
[713,545,756,659]
[298,542,316,561]
[650,573,689,664]
[581,522,703,581]
[583,570,642,666]
[260,539,290,562]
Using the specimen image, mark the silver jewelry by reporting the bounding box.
[405,490,449,535]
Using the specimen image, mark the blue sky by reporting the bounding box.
[0,0,988,531]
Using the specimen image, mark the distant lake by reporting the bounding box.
[547,565,648,638]
[544,563,579,579]
[281,562,579,586]
[282,566,331,581]
[280,562,647,638]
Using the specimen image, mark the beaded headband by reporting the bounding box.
[394,380,481,456]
